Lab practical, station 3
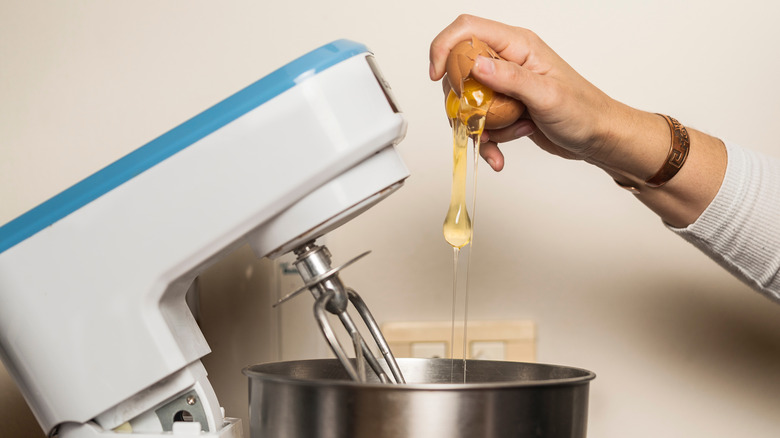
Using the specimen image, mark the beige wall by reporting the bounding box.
[2,1,780,437]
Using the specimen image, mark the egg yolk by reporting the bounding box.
[446,78,494,132]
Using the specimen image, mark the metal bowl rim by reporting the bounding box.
[243,358,596,390]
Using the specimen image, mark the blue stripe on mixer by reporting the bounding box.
[0,39,369,254]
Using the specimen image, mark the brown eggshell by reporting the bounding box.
[446,36,526,130]
[485,94,526,130]
[445,36,497,95]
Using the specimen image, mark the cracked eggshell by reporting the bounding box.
[445,36,526,130]
[486,94,526,130]
[445,37,498,95]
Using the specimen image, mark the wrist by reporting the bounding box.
[590,105,727,227]
[588,105,671,184]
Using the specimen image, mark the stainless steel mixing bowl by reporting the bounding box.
[244,358,595,438]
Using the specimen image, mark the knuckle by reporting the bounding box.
[504,63,523,84]
[523,28,541,43]
[454,14,476,27]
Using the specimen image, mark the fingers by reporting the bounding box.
[429,14,530,80]
[430,15,554,116]
[479,141,505,172]
[472,56,555,114]
[485,118,536,144]
[430,15,554,173]
[477,119,536,172]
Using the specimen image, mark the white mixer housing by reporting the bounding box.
[0,40,408,437]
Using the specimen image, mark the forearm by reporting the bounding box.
[592,104,728,227]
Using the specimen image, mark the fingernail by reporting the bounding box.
[486,157,497,169]
[429,62,436,79]
[475,56,495,75]
[480,131,489,143]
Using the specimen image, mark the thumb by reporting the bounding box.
[471,56,549,111]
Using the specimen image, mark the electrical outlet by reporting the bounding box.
[410,341,447,359]
[381,320,535,361]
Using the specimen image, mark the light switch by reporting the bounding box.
[470,341,505,360]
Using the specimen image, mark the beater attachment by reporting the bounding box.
[274,241,405,384]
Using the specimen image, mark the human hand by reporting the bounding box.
[430,15,626,172]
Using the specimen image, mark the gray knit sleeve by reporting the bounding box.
[668,142,780,302]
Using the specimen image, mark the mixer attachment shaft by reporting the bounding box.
[275,241,405,384]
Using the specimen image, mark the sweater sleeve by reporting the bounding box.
[668,141,780,302]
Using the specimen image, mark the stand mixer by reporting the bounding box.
[0,40,408,437]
